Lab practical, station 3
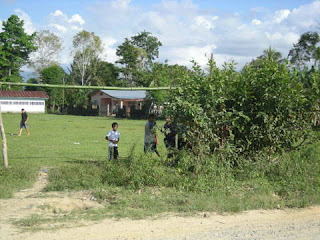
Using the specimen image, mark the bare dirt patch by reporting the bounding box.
[0,168,102,238]
[0,168,319,240]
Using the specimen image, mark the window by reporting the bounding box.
[30,102,44,105]
[0,100,45,105]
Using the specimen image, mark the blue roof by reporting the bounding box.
[101,90,147,99]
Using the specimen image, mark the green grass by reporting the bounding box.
[1,113,320,224]
[0,113,165,198]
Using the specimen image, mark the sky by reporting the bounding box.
[0,0,319,73]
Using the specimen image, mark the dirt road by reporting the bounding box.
[0,170,319,240]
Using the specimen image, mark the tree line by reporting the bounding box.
[0,14,319,114]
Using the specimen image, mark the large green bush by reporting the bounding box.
[167,57,316,155]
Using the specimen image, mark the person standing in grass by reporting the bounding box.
[144,113,160,157]
[162,116,176,158]
[18,109,30,136]
[106,122,120,160]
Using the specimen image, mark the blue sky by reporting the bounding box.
[0,0,319,72]
[0,0,313,17]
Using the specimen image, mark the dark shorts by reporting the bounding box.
[144,142,157,153]
[164,138,176,149]
[20,121,28,129]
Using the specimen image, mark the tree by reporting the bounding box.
[246,47,285,69]
[315,47,320,68]
[116,31,162,86]
[131,31,162,69]
[0,15,36,88]
[95,61,120,86]
[167,57,311,157]
[116,38,141,85]
[288,31,320,69]
[25,78,44,91]
[29,30,63,74]
[40,65,66,112]
[148,61,189,104]
[71,30,103,86]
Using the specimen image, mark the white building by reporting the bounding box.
[0,91,49,113]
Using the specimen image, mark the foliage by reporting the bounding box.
[71,30,103,86]
[25,78,44,91]
[116,31,162,86]
[130,31,162,69]
[95,61,120,86]
[0,15,36,89]
[29,30,63,74]
[166,59,240,155]
[288,31,320,69]
[40,64,66,111]
[247,47,286,68]
[148,61,189,104]
[1,113,319,219]
[167,54,313,156]
[234,55,310,153]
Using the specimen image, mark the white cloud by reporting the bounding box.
[13,0,320,72]
[85,0,320,69]
[287,1,320,29]
[68,14,85,25]
[50,23,67,33]
[70,25,83,31]
[165,44,216,66]
[48,10,85,33]
[14,9,35,34]
[50,10,65,17]
[111,0,132,9]
[273,9,291,23]
[101,37,119,63]
[47,10,87,66]
[193,16,219,30]
[252,19,262,25]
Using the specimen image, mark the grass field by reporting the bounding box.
[1,113,320,224]
[0,113,166,198]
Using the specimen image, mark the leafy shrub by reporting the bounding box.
[167,57,316,156]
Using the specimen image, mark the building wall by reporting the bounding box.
[91,91,146,116]
[0,99,46,113]
[91,92,107,105]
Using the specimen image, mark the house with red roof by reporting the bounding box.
[0,91,49,113]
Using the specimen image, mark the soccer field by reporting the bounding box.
[0,113,165,198]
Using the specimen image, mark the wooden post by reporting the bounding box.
[0,103,8,168]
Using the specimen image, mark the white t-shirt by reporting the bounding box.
[106,130,120,147]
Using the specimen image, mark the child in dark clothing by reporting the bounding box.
[163,117,176,158]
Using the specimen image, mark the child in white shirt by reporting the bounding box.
[106,122,120,160]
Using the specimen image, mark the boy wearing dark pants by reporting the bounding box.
[144,114,160,157]
[163,116,176,158]
[106,122,120,160]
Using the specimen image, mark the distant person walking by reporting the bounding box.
[18,109,30,136]
[106,122,120,160]
[144,114,160,157]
